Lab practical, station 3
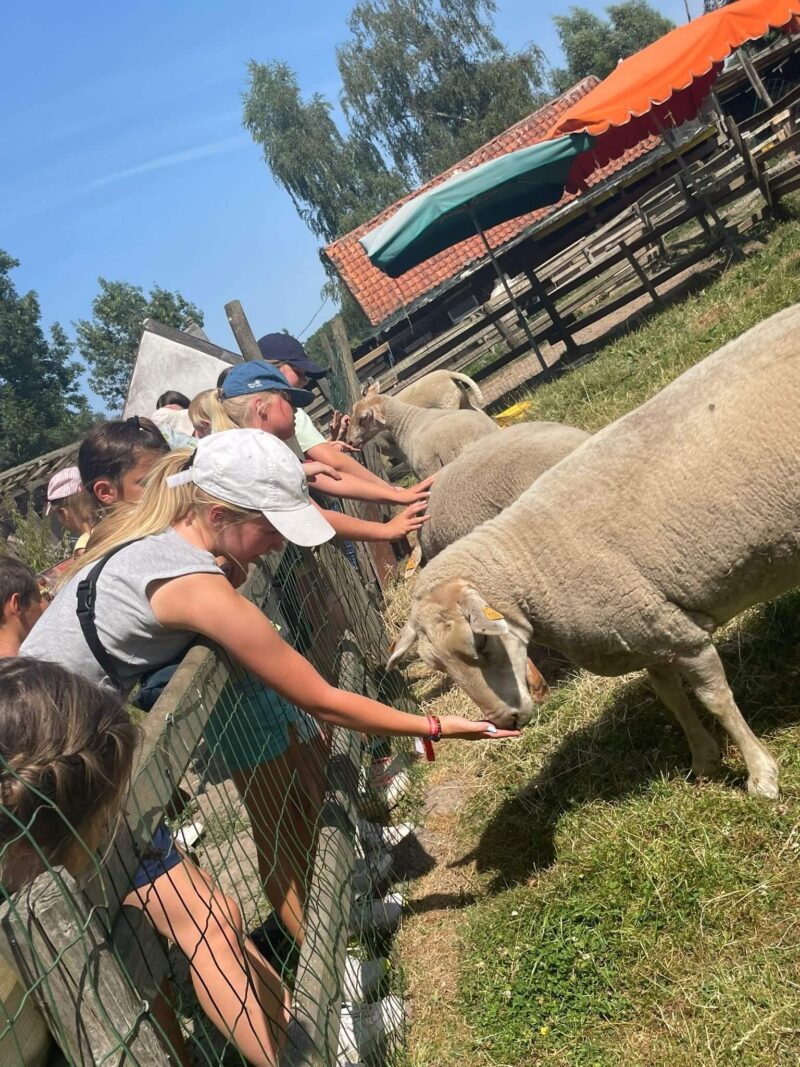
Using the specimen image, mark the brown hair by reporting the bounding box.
[0,558,39,622]
[0,658,139,890]
[78,417,169,498]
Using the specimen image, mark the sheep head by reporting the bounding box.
[347,395,388,449]
[388,577,547,728]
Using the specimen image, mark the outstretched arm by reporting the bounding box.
[306,440,391,490]
[149,574,518,741]
[316,500,428,542]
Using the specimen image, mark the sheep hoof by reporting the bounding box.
[690,741,722,779]
[747,768,780,800]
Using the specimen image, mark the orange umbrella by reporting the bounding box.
[548,0,800,189]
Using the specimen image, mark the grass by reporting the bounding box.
[394,204,800,1066]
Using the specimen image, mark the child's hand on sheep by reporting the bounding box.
[384,500,430,540]
[393,474,436,505]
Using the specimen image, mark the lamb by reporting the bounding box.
[396,370,484,410]
[419,421,590,561]
[347,388,500,479]
[388,304,800,799]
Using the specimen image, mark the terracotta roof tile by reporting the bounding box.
[324,77,656,327]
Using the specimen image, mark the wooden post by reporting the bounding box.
[723,112,773,210]
[330,316,363,410]
[524,268,580,356]
[224,300,263,362]
[0,871,172,1066]
[738,48,773,108]
[620,241,662,308]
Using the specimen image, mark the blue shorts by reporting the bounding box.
[130,822,182,890]
[204,669,321,773]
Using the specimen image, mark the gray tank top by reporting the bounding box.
[21,529,222,696]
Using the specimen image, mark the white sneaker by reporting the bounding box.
[337,995,404,1063]
[175,821,205,850]
[351,850,394,898]
[342,954,388,1002]
[349,891,404,937]
[357,770,411,820]
[357,819,415,857]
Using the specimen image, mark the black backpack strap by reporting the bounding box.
[76,540,140,688]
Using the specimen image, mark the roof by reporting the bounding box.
[323,77,657,328]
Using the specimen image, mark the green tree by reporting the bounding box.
[0,250,93,471]
[243,60,406,243]
[75,279,203,411]
[337,0,547,184]
[551,1,675,94]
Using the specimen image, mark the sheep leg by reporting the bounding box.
[678,645,779,799]
[646,664,722,777]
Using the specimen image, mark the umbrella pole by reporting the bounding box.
[473,219,548,373]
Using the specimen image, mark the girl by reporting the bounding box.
[0,657,291,1066]
[23,428,514,748]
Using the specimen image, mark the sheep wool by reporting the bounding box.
[419,421,590,560]
[400,304,800,800]
[348,394,499,479]
[397,370,484,410]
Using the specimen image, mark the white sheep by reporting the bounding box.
[388,304,800,799]
[396,370,484,410]
[419,421,590,561]
[347,388,500,479]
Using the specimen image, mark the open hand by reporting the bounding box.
[303,461,342,483]
[329,410,351,442]
[384,500,429,539]
[440,716,521,740]
[394,474,436,505]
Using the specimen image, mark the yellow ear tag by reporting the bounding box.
[483,606,504,621]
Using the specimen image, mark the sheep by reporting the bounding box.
[396,370,484,411]
[388,304,800,800]
[419,421,590,561]
[347,388,500,479]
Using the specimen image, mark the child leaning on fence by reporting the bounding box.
[23,428,516,747]
[75,417,329,970]
[0,658,294,1066]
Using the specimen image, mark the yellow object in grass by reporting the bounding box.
[494,399,534,427]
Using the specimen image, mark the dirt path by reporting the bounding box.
[393,760,487,1066]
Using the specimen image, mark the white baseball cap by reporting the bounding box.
[166,428,335,547]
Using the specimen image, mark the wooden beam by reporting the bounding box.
[224,300,263,362]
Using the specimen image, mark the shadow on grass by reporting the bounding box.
[464,591,800,893]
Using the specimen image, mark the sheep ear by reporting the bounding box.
[459,587,510,636]
[386,621,417,669]
[373,402,387,425]
[365,379,382,396]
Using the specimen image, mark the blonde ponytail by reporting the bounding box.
[207,387,282,433]
[62,448,258,580]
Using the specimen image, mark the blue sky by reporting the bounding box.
[4,0,692,410]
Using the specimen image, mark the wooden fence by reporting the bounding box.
[306,83,800,425]
[0,538,416,1065]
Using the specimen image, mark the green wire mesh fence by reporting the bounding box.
[0,538,419,1066]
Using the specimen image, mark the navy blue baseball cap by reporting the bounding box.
[257,333,328,380]
[220,360,315,408]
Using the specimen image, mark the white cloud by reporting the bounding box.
[88,135,248,189]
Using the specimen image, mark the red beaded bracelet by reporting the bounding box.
[427,714,442,741]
